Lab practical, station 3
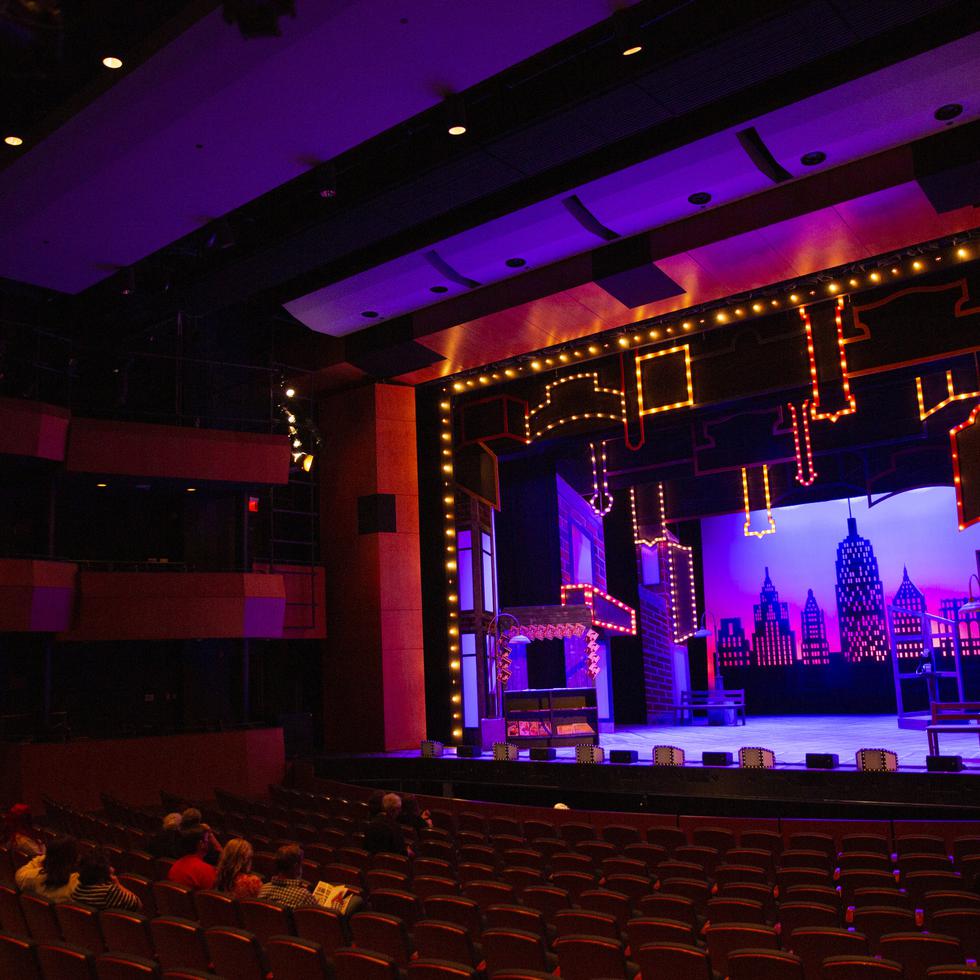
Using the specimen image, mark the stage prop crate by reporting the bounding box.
[503,687,599,747]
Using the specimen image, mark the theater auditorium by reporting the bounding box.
[2,2,980,978]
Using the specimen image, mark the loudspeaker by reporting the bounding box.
[927,754,964,772]
[420,740,444,758]
[609,749,638,764]
[493,742,519,761]
[702,751,734,767]
[575,744,605,764]
[456,745,482,758]
[806,752,839,770]
[529,747,557,761]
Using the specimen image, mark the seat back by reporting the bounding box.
[578,889,632,929]
[151,882,196,920]
[116,876,154,917]
[483,904,547,938]
[406,960,477,980]
[634,941,712,980]
[461,878,515,908]
[350,911,412,966]
[626,916,698,947]
[238,899,293,946]
[821,954,904,980]
[56,903,105,953]
[482,928,550,974]
[0,931,41,980]
[369,888,421,927]
[192,889,240,929]
[94,952,161,979]
[851,906,916,950]
[333,947,400,980]
[100,911,154,959]
[412,919,478,968]
[0,882,30,936]
[293,905,350,954]
[878,932,962,980]
[36,941,97,980]
[149,916,209,972]
[553,934,629,980]
[553,909,619,940]
[706,897,766,924]
[704,922,778,975]
[19,893,61,943]
[785,928,868,980]
[636,891,698,927]
[778,901,841,935]
[728,948,805,980]
[266,935,333,980]
[204,926,266,980]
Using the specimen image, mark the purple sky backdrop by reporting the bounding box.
[701,487,980,653]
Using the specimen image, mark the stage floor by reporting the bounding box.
[594,714,978,770]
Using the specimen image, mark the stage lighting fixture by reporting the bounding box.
[444,93,467,136]
[102,56,123,69]
[292,438,302,448]
[4,136,23,147]
[702,751,734,766]
[806,752,839,769]
[609,749,638,764]
[529,747,557,761]
[420,739,444,758]
[456,745,482,758]
[301,453,314,472]
[284,387,295,398]
[960,575,980,614]
[613,7,643,56]
[926,754,963,772]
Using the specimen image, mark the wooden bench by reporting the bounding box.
[926,702,980,756]
[673,689,746,726]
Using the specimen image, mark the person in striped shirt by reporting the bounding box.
[72,849,142,911]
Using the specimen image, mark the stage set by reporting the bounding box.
[404,243,980,800]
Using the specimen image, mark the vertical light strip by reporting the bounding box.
[800,297,856,423]
[787,400,818,486]
[589,441,614,516]
[439,391,462,741]
[741,465,777,538]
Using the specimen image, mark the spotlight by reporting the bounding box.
[444,93,467,136]
[292,438,302,448]
[186,487,197,493]
[613,7,643,56]
[96,483,108,488]
[302,454,314,472]
[102,56,123,69]
[4,135,23,147]
[284,387,295,398]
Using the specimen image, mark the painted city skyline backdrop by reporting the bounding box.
[702,486,980,658]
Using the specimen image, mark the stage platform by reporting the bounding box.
[315,715,980,820]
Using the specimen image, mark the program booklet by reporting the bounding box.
[313,880,353,913]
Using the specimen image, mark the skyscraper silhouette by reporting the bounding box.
[937,597,980,657]
[752,567,797,666]
[717,617,751,667]
[800,589,830,665]
[835,515,889,662]
[890,567,927,659]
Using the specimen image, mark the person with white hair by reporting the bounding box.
[364,793,409,856]
[147,812,183,858]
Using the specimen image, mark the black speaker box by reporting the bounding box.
[609,749,638,764]
[926,754,964,772]
[529,747,557,761]
[456,745,482,758]
[702,751,734,767]
[806,752,840,770]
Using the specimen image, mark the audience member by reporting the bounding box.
[147,812,183,858]
[15,834,79,902]
[167,827,217,889]
[398,793,433,835]
[215,837,263,899]
[2,803,45,858]
[73,849,142,911]
[258,843,363,916]
[180,807,222,865]
[257,843,318,908]
[365,793,408,856]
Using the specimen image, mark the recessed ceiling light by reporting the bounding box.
[448,125,466,136]
[102,56,123,69]
[186,487,197,493]
[96,483,107,488]
[505,257,526,268]
[361,310,379,318]
[430,285,449,293]
[800,150,826,166]
[4,135,23,147]
[688,191,711,206]
[444,93,467,136]
[934,103,963,122]
[622,44,642,56]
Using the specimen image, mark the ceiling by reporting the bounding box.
[0,0,978,395]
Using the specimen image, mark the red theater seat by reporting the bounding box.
[412,920,481,969]
[266,935,335,980]
[333,947,400,980]
[482,928,555,975]
[151,883,196,921]
[704,922,779,975]
[94,952,161,980]
[553,908,620,941]
[406,960,477,980]
[19,893,61,943]
[706,897,767,924]
[634,941,713,980]
[0,931,41,980]
[349,911,412,966]
[100,911,155,960]
[552,934,632,980]
[238,899,294,946]
[368,888,422,927]
[851,906,916,950]
[192,890,240,929]
[205,926,266,980]
[483,903,547,939]
[821,955,905,980]
[422,895,483,933]
[149,917,210,973]
[729,948,806,980]
[878,932,962,980]
[56,903,105,953]
[626,916,700,948]
[293,905,350,955]
[36,941,98,980]
[787,927,869,980]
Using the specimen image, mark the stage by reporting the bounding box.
[315,715,980,820]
